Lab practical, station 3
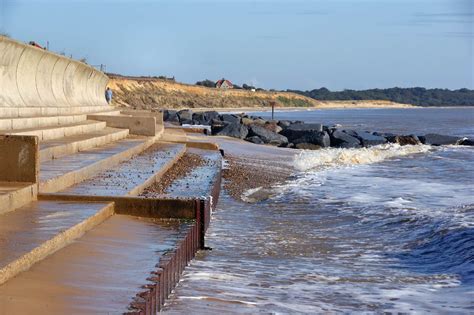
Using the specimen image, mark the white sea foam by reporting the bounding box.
[181,124,211,132]
[294,144,432,172]
[241,187,263,203]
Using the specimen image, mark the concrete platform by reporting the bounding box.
[55,142,186,197]
[0,200,114,285]
[0,120,107,141]
[39,127,130,162]
[0,182,37,215]
[0,215,190,314]
[39,137,155,193]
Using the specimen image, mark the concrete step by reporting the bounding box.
[0,182,37,215]
[39,127,130,162]
[39,137,156,193]
[0,200,114,285]
[161,127,188,142]
[0,110,122,130]
[88,114,159,136]
[54,142,186,197]
[0,215,189,314]
[0,120,108,141]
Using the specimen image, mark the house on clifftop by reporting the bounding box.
[215,78,233,89]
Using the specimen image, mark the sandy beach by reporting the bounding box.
[189,101,415,114]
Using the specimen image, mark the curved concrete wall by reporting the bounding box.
[0,36,109,116]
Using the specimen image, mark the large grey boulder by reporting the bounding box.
[221,114,241,124]
[192,111,219,125]
[213,122,248,139]
[280,123,323,142]
[192,112,208,125]
[264,122,283,134]
[248,124,288,146]
[205,111,220,121]
[330,129,361,148]
[245,136,264,144]
[177,109,193,122]
[357,131,387,147]
[210,120,229,134]
[460,138,474,146]
[252,118,267,126]
[242,117,254,126]
[163,110,179,123]
[421,134,462,146]
[292,131,330,148]
[277,120,292,129]
[342,129,359,138]
[374,131,396,138]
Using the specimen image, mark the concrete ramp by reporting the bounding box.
[0,36,109,117]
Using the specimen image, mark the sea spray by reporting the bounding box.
[294,143,432,171]
[241,144,433,202]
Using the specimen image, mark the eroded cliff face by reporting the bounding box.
[107,75,319,109]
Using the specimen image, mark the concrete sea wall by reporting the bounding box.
[0,36,109,118]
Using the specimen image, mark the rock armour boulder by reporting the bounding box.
[292,131,330,148]
[177,109,193,121]
[213,122,248,139]
[330,130,361,148]
[280,123,324,142]
[357,131,387,147]
[248,124,288,146]
[421,134,462,146]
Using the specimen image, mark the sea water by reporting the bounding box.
[164,108,474,314]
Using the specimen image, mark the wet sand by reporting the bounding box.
[190,101,415,113]
[0,215,187,314]
[223,155,292,201]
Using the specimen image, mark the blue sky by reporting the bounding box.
[1,0,472,90]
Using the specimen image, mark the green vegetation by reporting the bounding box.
[196,79,216,88]
[288,87,474,107]
[277,96,313,107]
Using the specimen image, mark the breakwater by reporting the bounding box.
[163,109,474,149]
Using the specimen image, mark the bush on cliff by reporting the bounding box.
[196,80,216,88]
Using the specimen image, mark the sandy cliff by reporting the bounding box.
[107,75,413,110]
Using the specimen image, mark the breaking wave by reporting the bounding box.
[294,144,432,171]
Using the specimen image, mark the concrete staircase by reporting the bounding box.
[0,36,221,314]
[0,108,221,313]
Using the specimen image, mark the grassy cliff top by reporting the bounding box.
[108,75,320,109]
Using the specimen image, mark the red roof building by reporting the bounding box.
[215,78,233,89]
